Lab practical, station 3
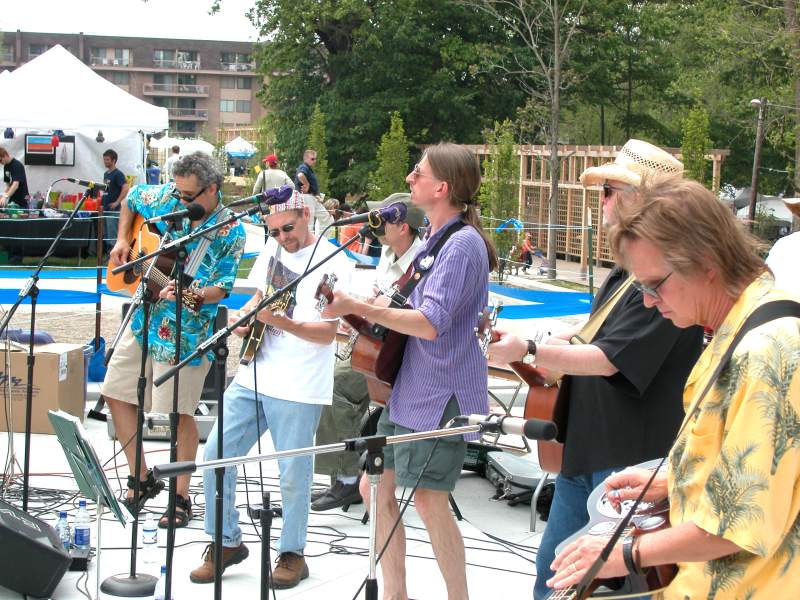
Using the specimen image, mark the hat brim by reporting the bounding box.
[784,199,800,218]
[579,163,641,188]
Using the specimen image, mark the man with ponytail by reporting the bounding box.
[324,143,495,599]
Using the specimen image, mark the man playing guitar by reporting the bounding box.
[102,152,246,527]
[312,192,425,512]
[324,143,497,600]
[488,140,704,600]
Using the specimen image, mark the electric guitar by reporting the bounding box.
[105,213,204,313]
[547,458,676,599]
[315,274,409,406]
[476,303,563,472]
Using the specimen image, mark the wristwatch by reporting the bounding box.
[521,339,537,365]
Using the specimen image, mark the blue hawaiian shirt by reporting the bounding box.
[126,183,246,365]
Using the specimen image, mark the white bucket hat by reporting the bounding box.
[579,139,684,188]
[783,197,800,218]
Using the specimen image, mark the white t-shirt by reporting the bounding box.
[766,232,800,296]
[233,236,352,404]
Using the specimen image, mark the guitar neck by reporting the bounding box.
[342,314,376,338]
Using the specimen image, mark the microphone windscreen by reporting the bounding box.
[523,419,557,441]
[185,202,206,220]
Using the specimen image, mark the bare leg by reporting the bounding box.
[360,469,408,600]
[415,488,469,600]
[106,396,147,498]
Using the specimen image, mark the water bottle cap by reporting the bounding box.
[79,500,87,507]
[59,511,67,518]
[160,565,167,574]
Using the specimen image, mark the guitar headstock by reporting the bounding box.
[475,301,503,358]
[314,273,338,312]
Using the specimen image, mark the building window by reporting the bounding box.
[175,121,197,135]
[221,76,252,90]
[236,100,251,113]
[29,44,49,59]
[113,48,131,66]
[107,72,130,85]
[220,99,236,112]
[154,49,175,68]
[220,52,253,71]
[0,44,13,63]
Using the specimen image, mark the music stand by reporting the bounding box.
[47,410,149,599]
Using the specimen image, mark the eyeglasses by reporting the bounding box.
[632,271,673,300]
[410,163,439,181]
[602,183,632,198]
[268,223,296,238]
[171,186,207,202]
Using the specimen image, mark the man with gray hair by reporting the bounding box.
[103,152,246,528]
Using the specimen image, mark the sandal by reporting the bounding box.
[122,469,165,515]
[158,494,193,529]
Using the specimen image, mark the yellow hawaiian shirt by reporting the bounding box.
[662,272,800,599]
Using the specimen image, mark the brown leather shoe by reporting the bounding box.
[271,552,309,589]
[189,543,249,584]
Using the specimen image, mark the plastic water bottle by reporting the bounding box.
[141,514,159,564]
[73,500,91,550]
[153,565,167,600]
[55,511,71,550]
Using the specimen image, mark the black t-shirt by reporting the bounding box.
[4,158,29,208]
[102,168,127,210]
[560,266,704,477]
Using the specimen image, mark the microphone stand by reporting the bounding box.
[101,225,175,598]
[0,186,92,511]
[152,419,507,600]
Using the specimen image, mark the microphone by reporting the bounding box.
[466,414,558,440]
[332,202,408,228]
[67,177,108,191]
[145,202,206,224]
[226,184,295,209]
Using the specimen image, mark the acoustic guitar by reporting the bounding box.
[548,458,676,599]
[476,304,563,473]
[239,289,297,366]
[105,213,204,313]
[315,275,409,406]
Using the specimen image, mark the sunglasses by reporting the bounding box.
[632,271,673,300]
[171,186,207,202]
[410,163,439,181]
[268,223,296,238]
[602,183,630,198]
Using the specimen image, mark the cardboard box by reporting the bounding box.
[0,343,85,434]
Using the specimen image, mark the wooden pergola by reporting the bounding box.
[468,144,730,268]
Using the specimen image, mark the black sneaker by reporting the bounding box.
[310,479,363,512]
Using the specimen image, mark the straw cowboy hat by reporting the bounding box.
[784,198,800,218]
[579,139,684,188]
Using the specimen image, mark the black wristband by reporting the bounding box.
[527,339,537,356]
[623,536,645,576]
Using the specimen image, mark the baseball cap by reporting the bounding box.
[263,154,278,164]
[366,192,425,233]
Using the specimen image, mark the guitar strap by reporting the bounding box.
[572,298,800,600]
[393,221,467,304]
[569,272,635,345]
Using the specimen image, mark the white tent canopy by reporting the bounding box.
[224,136,256,158]
[736,197,795,223]
[0,45,167,132]
[149,135,215,156]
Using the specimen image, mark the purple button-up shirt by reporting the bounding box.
[389,215,490,436]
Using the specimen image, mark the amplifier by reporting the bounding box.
[0,500,71,598]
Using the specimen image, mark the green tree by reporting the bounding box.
[681,107,712,185]
[479,119,519,271]
[369,112,410,201]
[307,103,330,193]
[249,0,523,197]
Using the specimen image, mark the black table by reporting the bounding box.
[0,216,97,260]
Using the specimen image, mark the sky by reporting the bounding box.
[0,0,260,42]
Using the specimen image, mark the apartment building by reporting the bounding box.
[0,30,265,139]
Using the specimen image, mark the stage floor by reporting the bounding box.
[1,413,543,599]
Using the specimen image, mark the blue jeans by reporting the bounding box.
[534,468,615,600]
[203,382,323,554]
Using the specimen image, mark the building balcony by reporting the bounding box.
[220,61,255,72]
[90,57,131,67]
[154,59,201,70]
[143,83,210,97]
[168,108,208,121]
[0,51,15,64]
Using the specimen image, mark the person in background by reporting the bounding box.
[253,153,294,195]
[146,160,161,185]
[765,197,800,296]
[337,203,362,252]
[521,232,533,273]
[0,146,29,264]
[164,145,181,182]
[102,149,130,254]
[294,149,333,235]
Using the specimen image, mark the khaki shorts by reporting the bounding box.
[100,326,210,415]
